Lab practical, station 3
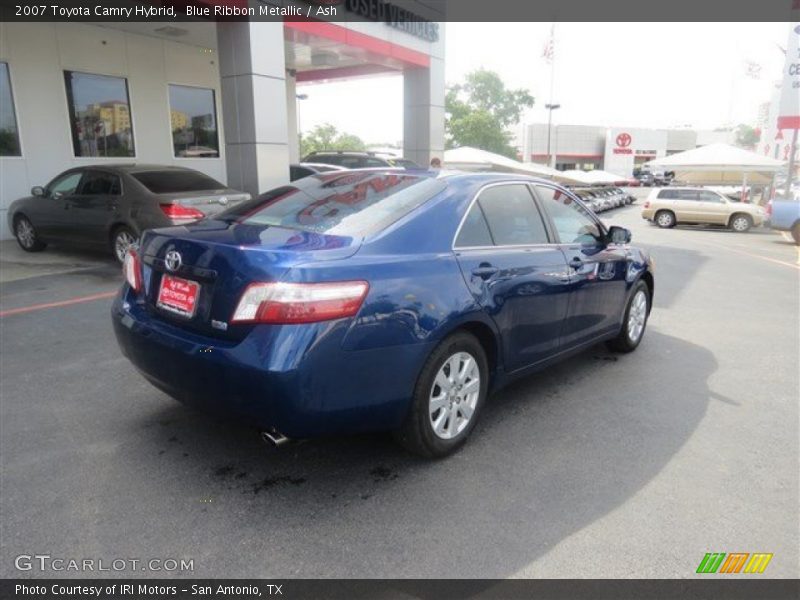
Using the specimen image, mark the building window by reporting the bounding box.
[64,70,135,158]
[168,84,219,158]
[0,62,21,156]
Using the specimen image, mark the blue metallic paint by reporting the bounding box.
[112,171,653,438]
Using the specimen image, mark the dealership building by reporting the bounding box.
[0,3,445,239]
[517,123,736,175]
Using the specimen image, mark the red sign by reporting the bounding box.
[616,132,632,148]
[157,275,200,317]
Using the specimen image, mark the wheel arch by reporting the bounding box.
[640,271,654,314]
[434,317,502,383]
[107,222,138,244]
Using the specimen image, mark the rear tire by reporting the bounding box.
[13,215,46,252]
[394,332,489,458]
[791,222,800,246]
[111,226,137,263]
[729,213,752,233]
[607,280,650,353]
[655,210,676,228]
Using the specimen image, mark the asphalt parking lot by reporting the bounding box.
[1,197,798,579]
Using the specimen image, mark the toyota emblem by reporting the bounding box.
[165,250,182,272]
[616,133,632,148]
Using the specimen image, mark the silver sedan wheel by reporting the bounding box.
[627,290,648,343]
[731,216,750,232]
[114,230,135,262]
[429,351,480,440]
[16,219,35,249]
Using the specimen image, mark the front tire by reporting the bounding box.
[655,210,676,228]
[14,215,46,252]
[729,214,752,233]
[395,332,489,458]
[607,281,650,353]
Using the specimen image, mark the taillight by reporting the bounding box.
[766,200,773,217]
[123,248,142,292]
[644,201,650,209]
[231,281,369,324]
[159,203,205,221]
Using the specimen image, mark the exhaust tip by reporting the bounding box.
[260,429,291,447]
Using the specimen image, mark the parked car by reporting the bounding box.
[301,151,394,169]
[112,170,655,457]
[635,172,655,187]
[8,165,250,262]
[641,187,766,232]
[384,157,421,169]
[302,151,419,170]
[767,194,800,245]
[289,163,347,182]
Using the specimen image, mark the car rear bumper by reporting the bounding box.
[112,288,430,438]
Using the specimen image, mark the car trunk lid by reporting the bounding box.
[138,219,361,340]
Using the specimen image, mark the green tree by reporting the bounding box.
[445,69,534,159]
[735,124,761,148]
[300,123,367,158]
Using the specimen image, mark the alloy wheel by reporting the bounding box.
[627,290,648,343]
[114,230,136,262]
[656,213,673,227]
[732,216,750,232]
[16,218,35,249]
[429,351,480,440]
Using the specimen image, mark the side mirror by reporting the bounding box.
[607,225,632,245]
[31,186,45,197]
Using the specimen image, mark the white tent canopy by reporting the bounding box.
[443,146,584,184]
[560,169,629,185]
[645,143,785,185]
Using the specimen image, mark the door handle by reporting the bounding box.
[471,265,499,279]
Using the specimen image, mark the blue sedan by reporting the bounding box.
[112,170,654,457]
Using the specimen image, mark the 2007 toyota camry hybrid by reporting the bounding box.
[112,170,654,457]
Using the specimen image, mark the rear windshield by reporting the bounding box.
[218,172,446,237]
[132,170,225,194]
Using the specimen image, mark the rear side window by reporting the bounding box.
[132,170,224,194]
[475,184,549,246]
[455,204,493,248]
[220,172,446,237]
[658,189,677,199]
[80,171,121,195]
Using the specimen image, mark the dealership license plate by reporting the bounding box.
[157,274,200,318]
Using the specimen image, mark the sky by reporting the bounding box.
[296,22,792,145]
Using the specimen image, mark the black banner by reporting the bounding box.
[2,579,799,600]
[0,0,798,22]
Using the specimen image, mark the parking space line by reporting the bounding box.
[0,291,118,318]
[695,240,800,271]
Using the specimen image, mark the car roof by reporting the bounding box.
[313,168,562,188]
[68,164,206,174]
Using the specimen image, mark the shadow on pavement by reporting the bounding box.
[81,328,716,578]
